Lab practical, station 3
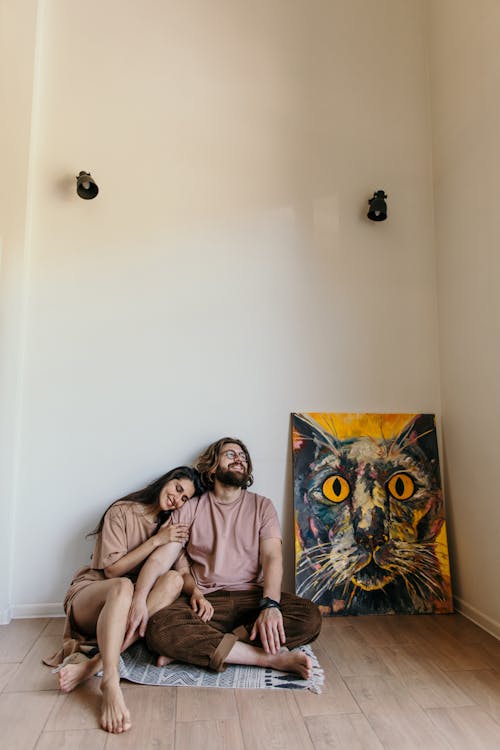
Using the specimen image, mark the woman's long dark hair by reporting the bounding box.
[88,466,204,537]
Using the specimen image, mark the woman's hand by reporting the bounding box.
[123,595,149,649]
[155,522,189,546]
[190,590,214,622]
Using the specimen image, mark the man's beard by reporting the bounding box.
[214,465,248,488]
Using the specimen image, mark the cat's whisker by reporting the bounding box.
[298,565,331,592]
[311,577,336,601]
[388,551,443,599]
[297,550,335,573]
[297,540,332,555]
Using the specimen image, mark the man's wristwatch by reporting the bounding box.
[258,597,281,611]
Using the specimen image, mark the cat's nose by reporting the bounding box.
[356,529,388,550]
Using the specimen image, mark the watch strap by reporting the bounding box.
[258,596,281,611]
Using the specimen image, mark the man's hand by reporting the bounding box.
[190,590,214,622]
[123,596,149,649]
[250,607,286,654]
[155,522,189,545]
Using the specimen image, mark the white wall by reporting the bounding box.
[428,0,500,636]
[1,0,440,618]
[0,0,39,621]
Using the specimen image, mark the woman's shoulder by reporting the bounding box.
[104,500,152,522]
[173,495,203,522]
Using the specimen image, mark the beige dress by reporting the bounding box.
[44,501,159,666]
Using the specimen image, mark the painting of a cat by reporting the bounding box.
[291,413,453,615]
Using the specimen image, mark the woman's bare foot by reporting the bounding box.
[156,654,174,667]
[56,653,102,693]
[100,677,132,733]
[268,650,312,680]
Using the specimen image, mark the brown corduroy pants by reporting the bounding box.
[146,588,322,672]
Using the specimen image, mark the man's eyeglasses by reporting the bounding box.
[221,450,248,463]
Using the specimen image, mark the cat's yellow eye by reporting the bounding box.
[387,472,415,501]
[322,475,350,503]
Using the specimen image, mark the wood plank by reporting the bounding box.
[320,624,392,677]
[423,638,492,672]
[431,613,497,645]
[175,719,244,750]
[45,678,103,731]
[446,669,500,723]
[103,685,175,748]
[43,618,66,637]
[475,636,500,672]
[35,729,107,750]
[375,645,476,708]
[346,674,453,749]
[349,614,422,647]
[236,689,314,750]
[3,634,61,692]
[305,714,385,750]
[293,642,359,716]
[0,618,49,662]
[426,705,500,749]
[176,686,238,722]
[398,617,492,671]
[0,662,19,692]
[0,691,58,749]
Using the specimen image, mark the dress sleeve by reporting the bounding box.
[91,504,129,569]
[258,497,282,541]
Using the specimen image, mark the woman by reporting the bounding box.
[45,466,203,734]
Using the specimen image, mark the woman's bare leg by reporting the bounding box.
[58,577,134,733]
[95,578,134,733]
[121,570,183,666]
[60,570,183,713]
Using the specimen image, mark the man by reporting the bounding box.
[127,437,321,678]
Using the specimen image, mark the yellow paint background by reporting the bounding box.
[307,412,420,441]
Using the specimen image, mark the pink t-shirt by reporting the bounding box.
[90,501,158,575]
[170,490,282,594]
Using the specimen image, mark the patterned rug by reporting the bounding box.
[119,642,324,693]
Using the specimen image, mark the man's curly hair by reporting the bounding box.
[196,437,254,490]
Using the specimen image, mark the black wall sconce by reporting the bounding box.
[76,171,99,199]
[367,189,387,221]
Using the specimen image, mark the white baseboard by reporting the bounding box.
[7,603,64,621]
[454,596,500,641]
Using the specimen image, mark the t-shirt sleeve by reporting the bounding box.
[91,505,129,569]
[259,497,282,541]
[169,500,196,547]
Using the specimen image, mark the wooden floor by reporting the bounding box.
[2,613,500,748]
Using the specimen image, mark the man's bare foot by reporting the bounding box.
[100,677,132,733]
[268,650,312,680]
[56,653,102,693]
[156,654,174,667]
